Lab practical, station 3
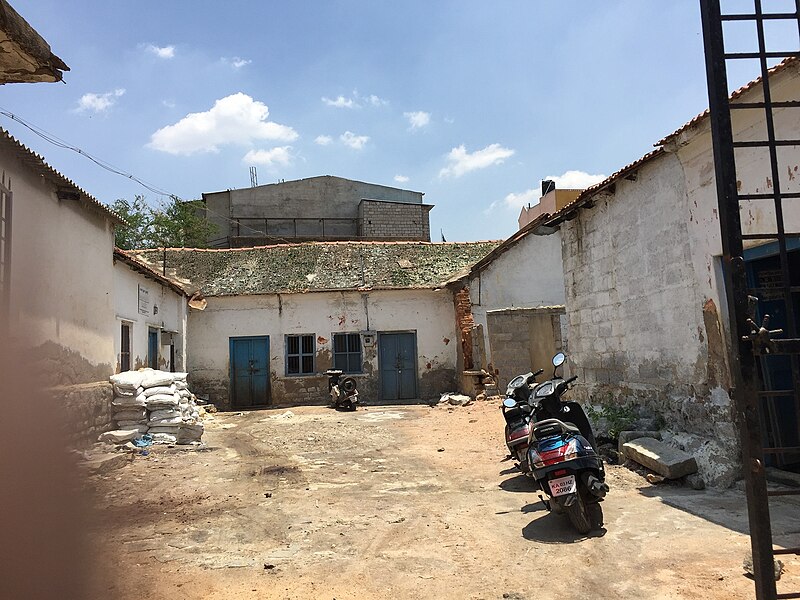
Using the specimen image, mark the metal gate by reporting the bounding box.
[700,1,800,598]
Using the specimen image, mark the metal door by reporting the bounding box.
[379,332,417,400]
[148,329,159,369]
[230,336,271,408]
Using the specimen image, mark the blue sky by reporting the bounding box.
[2,1,796,241]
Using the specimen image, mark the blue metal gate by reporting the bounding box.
[230,336,271,408]
[379,332,417,401]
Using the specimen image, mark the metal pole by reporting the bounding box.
[699,1,777,597]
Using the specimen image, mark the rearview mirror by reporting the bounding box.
[503,398,517,409]
[552,352,566,367]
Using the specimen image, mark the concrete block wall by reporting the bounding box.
[359,201,431,241]
[560,152,735,443]
[57,382,114,448]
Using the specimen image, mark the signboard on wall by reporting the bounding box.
[138,285,150,315]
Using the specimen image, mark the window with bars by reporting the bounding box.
[120,322,132,372]
[286,334,315,375]
[333,333,362,373]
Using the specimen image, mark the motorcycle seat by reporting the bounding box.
[530,418,581,440]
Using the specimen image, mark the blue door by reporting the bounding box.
[148,329,159,369]
[379,332,417,400]
[230,336,271,408]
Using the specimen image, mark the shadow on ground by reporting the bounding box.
[522,513,607,544]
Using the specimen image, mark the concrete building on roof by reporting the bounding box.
[517,180,581,230]
[131,241,498,408]
[202,175,434,248]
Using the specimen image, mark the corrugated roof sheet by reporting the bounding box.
[130,240,500,297]
[0,128,125,224]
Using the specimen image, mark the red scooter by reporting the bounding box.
[501,368,542,474]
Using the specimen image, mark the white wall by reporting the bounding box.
[2,142,116,384]
[468,230,565,367]
[187,288,458,406]
[113,260,187,372]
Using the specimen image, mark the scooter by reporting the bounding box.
[501,368,542,474]
[325,369,359,410]
[526,352,608,534]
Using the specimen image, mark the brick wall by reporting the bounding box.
[359,201,431,241]
[454,286,474,370]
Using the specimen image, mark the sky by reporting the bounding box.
[3,1,798,242]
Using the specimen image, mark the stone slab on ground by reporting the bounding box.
[622,437,698,479]
[618,430,662,455]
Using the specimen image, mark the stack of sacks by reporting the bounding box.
[109,371,148,433]
[106,369,205,445]
[142,370,183,444]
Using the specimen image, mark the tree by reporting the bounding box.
[111,195,217,250]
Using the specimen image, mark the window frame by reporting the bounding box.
[285,333,316,376]
[332,332,363,374]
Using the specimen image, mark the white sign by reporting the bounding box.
[138,285,150,315]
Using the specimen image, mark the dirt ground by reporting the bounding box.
[83,400,800,600]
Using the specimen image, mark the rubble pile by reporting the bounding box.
[107,369,204,445]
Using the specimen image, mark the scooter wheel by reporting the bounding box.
[341,377,357,393]
[588,502,604,528]
[566,491,592,535]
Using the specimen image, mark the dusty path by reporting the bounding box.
[85,401,799,599]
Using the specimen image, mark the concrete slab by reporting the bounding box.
[83,453,131,475]
[618,430,662,455]
[623,437,698,479]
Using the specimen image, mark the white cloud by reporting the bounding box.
[146,44,175,59]
[498,188,540,211]
[243,146,294,168]
[162,99,176,108]
[544,169,607,189]
[222,56,251,69]
[340,131,369,150]
[148,93,298,155]
[404,111,431,129]
[394,175,409,183]
[322,91,387,109]
[76,88,125,113]
[439,143,514,178]
[322,95,355,108]
[314,135,333,146]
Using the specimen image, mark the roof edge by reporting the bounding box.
[114,247,189,297]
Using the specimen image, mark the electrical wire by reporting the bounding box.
[0,107,289,242]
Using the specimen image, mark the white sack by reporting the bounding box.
[141,371,174,388]
[148,416,183,426]
[145,393,179,408]
[98,429,140,443]
[112,394,146,408]
[114,422,149,433]
[143,385,176,397]
[149,408,181,421]
[113,409,147,421]
[150,433,177,444]
[110,371,145,389]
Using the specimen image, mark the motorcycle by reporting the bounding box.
[325,369,359,410]
[501,368,542,474]
[526,352,608,534]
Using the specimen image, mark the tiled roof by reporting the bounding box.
[656,56,798,146]
[113,248,188,297]
[130,240,500,297]
[0,128,125,224]
[548,57,799,226]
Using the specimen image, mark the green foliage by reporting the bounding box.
[111,195,217,250]
[585,402,638,439]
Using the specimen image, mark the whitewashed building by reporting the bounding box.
[113,248,188,373]
[132,241,497,408]
[0,129,124,445]
[543,58,800,486]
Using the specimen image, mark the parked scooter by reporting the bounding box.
[526,352,608,534]
[501,368,543,474]
[325,369,359,410]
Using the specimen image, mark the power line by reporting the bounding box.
[0,107,285,242]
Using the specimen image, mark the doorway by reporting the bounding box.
[378,332,417,401]
[230,336,271,408]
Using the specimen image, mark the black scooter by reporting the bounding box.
[325,369,359,410]
[526,352,608,533]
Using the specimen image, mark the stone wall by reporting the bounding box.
[55,381,114,448]
[359,200,431,241]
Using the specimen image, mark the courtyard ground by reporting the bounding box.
[85,400,800,599]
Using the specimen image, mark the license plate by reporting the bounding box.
[548,475,576,497]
